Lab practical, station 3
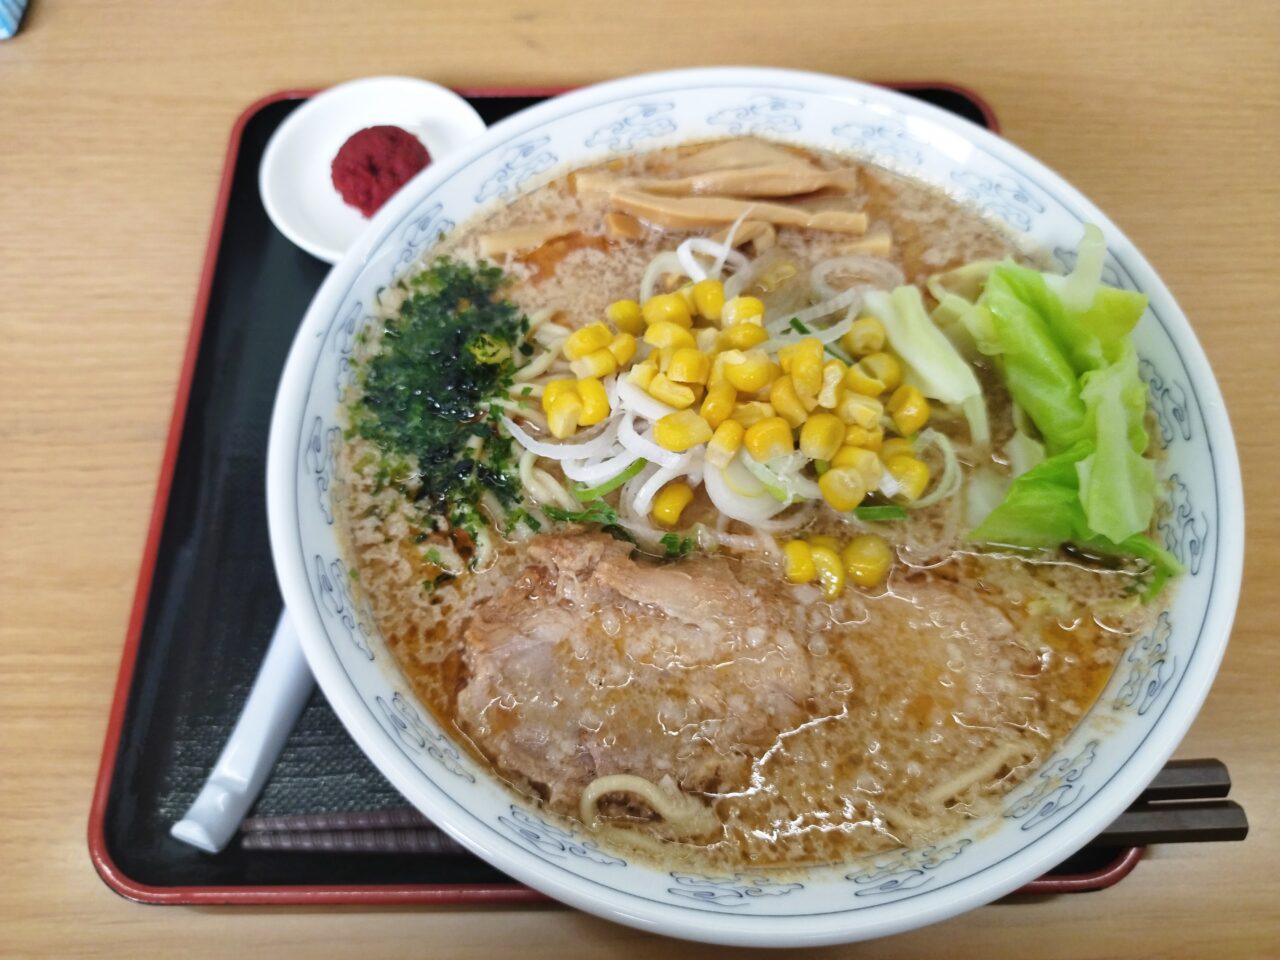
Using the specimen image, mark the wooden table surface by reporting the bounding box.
[2,1,1277,956]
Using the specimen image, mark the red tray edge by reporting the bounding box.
[90,81,1113,909]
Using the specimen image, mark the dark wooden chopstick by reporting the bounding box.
[1136,758,1232,802]
[238,758,1247,854]
[1096,799,1248,847]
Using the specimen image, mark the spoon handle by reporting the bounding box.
[171,611,314,854]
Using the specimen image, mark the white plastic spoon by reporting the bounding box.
[170,612,313,853]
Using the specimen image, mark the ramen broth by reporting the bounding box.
[336,139,1164,869]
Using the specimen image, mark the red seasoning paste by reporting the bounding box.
[331,125,431,218]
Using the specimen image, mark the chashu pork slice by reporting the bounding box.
[455,534,814,809]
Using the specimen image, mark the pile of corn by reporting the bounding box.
[540,278,934,585]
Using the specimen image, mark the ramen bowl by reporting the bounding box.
[265,67,1242,946]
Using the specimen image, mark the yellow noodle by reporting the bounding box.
[924,741,1034,805]
[579,774,719,837]
[514,347,560,381]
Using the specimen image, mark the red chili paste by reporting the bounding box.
[331,125,431,218]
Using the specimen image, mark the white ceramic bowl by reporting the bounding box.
[266,68,1243,946]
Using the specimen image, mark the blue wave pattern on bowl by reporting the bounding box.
[844,839,972,897]
[498,805,627,866]
[388,202,454,285]
[707,94,805,135]
[667,872,804,906]
[373,692,475,782]
[1004,741,1100,831]
[284,77,1227,927]
[585,102,678,151]
[474,138,559,204]
[832,122,926,166]
[1114,612,1175,715]
[949,171,1046,232]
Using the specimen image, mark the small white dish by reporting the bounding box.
[259,76,486,263]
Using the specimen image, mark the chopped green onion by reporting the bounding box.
[659,532,697,558]
[545,501,620,525]
[854,504,907,521]
[573,458,648,501]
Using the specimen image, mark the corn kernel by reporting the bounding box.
[576,377,610,426]
[541,379,578,414]
[818,359,847,408]
[831,445,882,490]
[779,338,824,400]
[837,391,884,429]
[651,481,695,527]
[860,352,902,392]
[643,320,696,350]
[692,279,726,322]
[842,534,893,588]
[546,391,583,439]
[668,348,710,384]
[676,282,698,313]
[807,534,841,552]
[642,293,693,328]
[628,362,657,390]
[810,545,845,600]
[605,299,645,336]
[606,332,637,367]
[654,409,713,452]
[769,376,809,428]
[719,322,769,350]
[845,360,888,397]
[887,384,930,435]
[845,423,884,452]
[800,412,845,461]
[797,380,821,413]
[708,351,727,386]
[818,467,868,511]
[841,316,886,357]
[879,437,915,461]
[706,419,744,467]
[886,455,930,501]
[777,338,813,372]
[695,327,720,353]
[563,322,614,361]
[731,401,776,428]
[744,416,794,462]
[783,540,817,584]
[700,381,737,428]
[648,372,696,409]
[722,349,774,392]
[570,347,618,379]
[722,295,766,326]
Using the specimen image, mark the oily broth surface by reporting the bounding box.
[337,140,1158,869]
[340,500,1146,869]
